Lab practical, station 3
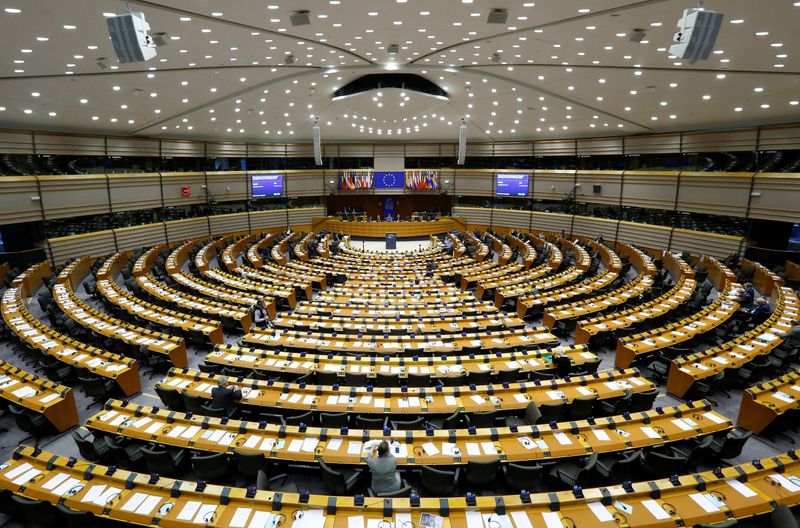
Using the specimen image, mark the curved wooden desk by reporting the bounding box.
[3,445,800,528]
[321,217,463,237]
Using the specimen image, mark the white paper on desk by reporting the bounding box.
[470,395,486,405]
[465,510,483,528]
[287,439,303,453]
[294,510,326,528]
[80,485,106,504]
[121,492,148,513]
[727,479,757,498]
[39,393,60,404]
[230,507,252,528]
[588,501,614,522]
[301,438,318,453]
[42,472,70,491]
[513,393,528,404]
[326,395,339,405]
[373,398,386,408]
[303,395,315,405]
[52,477,81,497]
[546,390,564,400]
[137,493,163,515]
[395,513,412,528]
[348,515,365,528]
[244,435,262,449]
[193,504,217,524]
[541,511,563,528]
[445,395,458,406]
[769,473,800,492]
[481,441,498,455]
[592,429,611,441]
[95,486,121,506]
[641,426,661,439]
[774,391,795,403]
[671,419,692,431]
[260,438,276,451]
[144,422,163,435]
[248,511,275,528]
[553,432,572,445]
[421,442,440,456]
[703,412,726,424]
[689,492,721,513]
[181,425,200,439]
[576,387,594,396]
[347,442,363,455]
[327,438,343,451]
[109,415,126,427]
[167,425,186,438]
[466,443,481,456]
[218,432,236,446]
[642,499,670,520]
[510,511,534,528]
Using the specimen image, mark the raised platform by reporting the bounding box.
[313,216,466,237]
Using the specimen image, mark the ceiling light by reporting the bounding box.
[4,7,21,13]
[730,19,743,23]
[702,95,711,100]
[734,107,743,112]
[63,24,76,29]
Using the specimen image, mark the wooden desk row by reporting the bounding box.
[136,272,253,334]
[462,231,489,261]
[506,232,536,269]
[0,360,78,432]
[447,233,466,258]
[474,238,561,294]
[543,274,655,329]
[204,343,598,379]
[484,232,512,265]
[743,258,784,297]
[667,286,800,398]
[158,367,655,416]
[10,260,51,298]
[270,233,294,266]
[574,252,695,346]
[737,368,800,434]
[242,326,560,355]
[244,233,277,268]
[576,275,697,345]
[270,311,526,336]
[53,276,187,368]
[615,281,742,368]
[96,252,223,345]
[87,399,730,468]
[292,301,499,319]
[517,241,621,318]
[5,444,800,528]
[2,287,140,397]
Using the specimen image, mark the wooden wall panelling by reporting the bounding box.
[164,217,210,243]
[534,140,576,156]
[572,216,619,240]
[108,173,163,213]
[287,207,324,229]
[206,142,247,158]
[160,140,205,158]
[39,174,110,220]
[623,133,681,155]
[47,231,116,265]
[676,172,751,218]
[681,129,758,153]
[206,172,248,203]
[617,221,672,250]
[0,130,34,154]
[286,171,323,197]
[574,171,622,205]
[669,229,744,259]
[249,209,289,231]
[530,212,572,234]
[757,124,800,151]
[454,170,493,196]
[161,172,206,207]
[748,173,800,222]
[0,176,42,224]
[113,222,167,252]
[209,213,250,236]
[576,137,624,156]
[105,137,160,157]
[452,206,492,226]
[621,170,679,211]
[491,208,531,230]
[532,170,575,201]
[34,133,105,156]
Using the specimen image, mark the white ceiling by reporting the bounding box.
[0,0,798,143]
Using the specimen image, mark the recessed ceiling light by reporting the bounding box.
[211,11,223,16]
[48,111,56,116]
[734,107,743,112]
[4,7,21,13]
[30,92,39,97]
[63,24,76,29]
[761,103,770,109]
[35,36,48,41]
[716,74,726,79]
[80,98,88,104]
[702,94,711,100]
[790,101,799,106]
[755,31,768,36]
[23,109,32,114]
[730,19,744,23]
[754,87,764,92]
[91,116,99,120]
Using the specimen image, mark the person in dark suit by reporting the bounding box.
[211,376,242,417]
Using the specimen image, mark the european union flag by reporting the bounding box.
[374,171,405,189]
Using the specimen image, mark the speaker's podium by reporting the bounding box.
[386,232,396,250]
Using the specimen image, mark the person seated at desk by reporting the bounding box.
[250,300,271,328]
[211,376,242,417]
[366,441,402,495]
[775,319,800,346]
[735,283,756,307]
[385,214,393,221]
[737,297,772,323]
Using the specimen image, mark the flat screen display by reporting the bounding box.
[496,173,530,196]
[251,174,283,198]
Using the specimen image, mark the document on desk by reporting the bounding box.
[641,499,670,520]
[689,493,721,513]
[326,438,343,451]
[465,443,481,456]
[348,516,365,528]
[347,441,363,455]
[229,507,252,528]
[541,512,564,528]
[481,441,498,455]
[769,473,800,492]
[509,511,534,528]
[421,442,440,456]
[553,432,572,445]
[641,426,661,439]
[588,502,614,522]
[727,479,757,498]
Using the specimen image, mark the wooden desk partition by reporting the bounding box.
[3,445,800,528]
[321,217,463,237]
[737,368,800,434]
[0,360,78,432]
[158,367,655,416]
[87,399,731,468]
